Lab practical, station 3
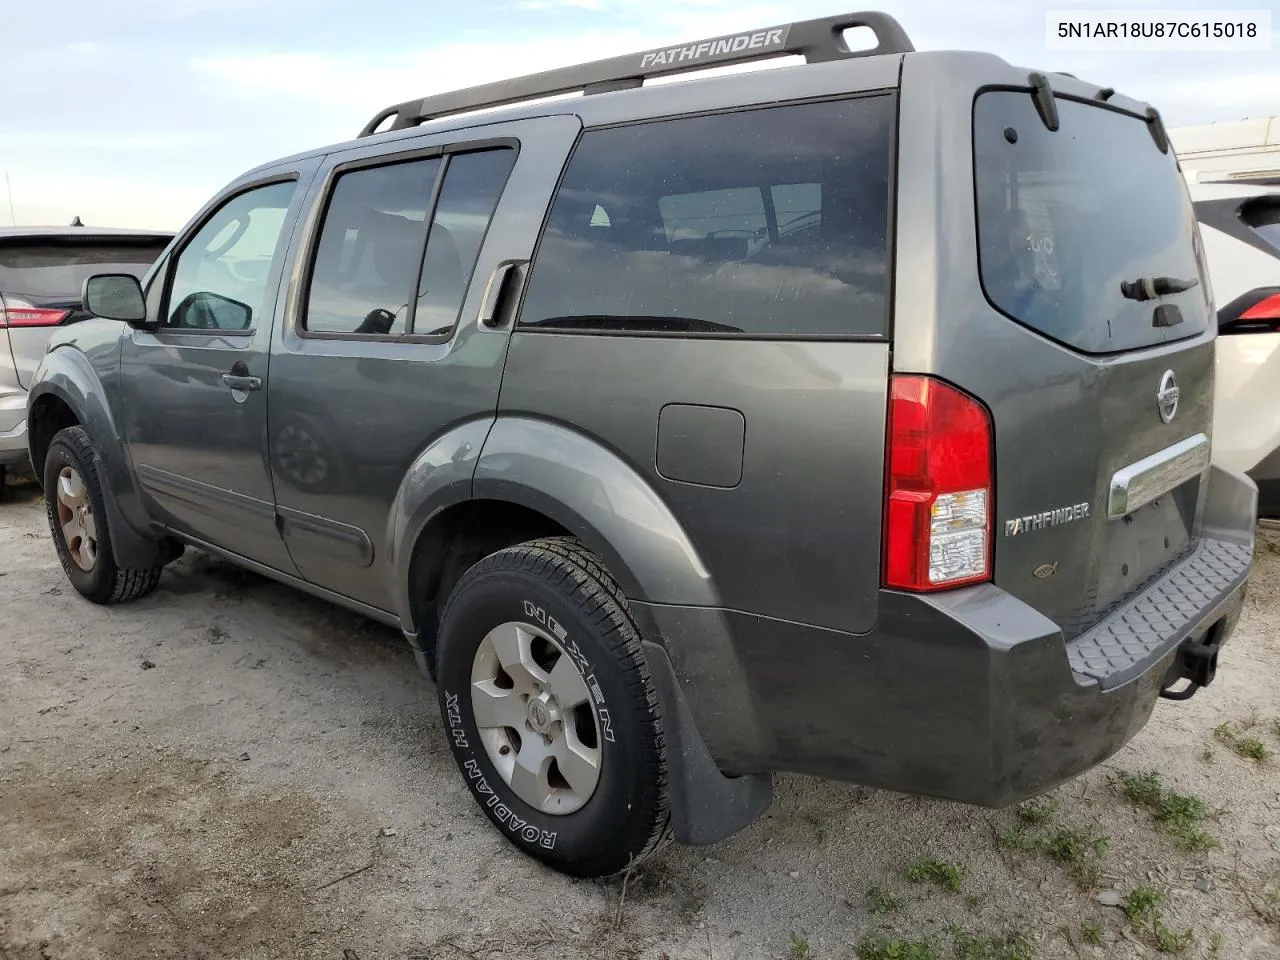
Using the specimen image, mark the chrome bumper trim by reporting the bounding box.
[1108,433,1210,519]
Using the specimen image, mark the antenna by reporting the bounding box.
[4,172,14,226]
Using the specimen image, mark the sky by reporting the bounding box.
[3,0,1277,231]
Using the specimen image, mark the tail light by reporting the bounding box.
[1240,292,1280,320]
[0,298,70,328]
[883,375,994,591]
[1218,286,1280,334]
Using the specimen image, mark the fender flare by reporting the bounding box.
[386,416,496,630]
[26,347,168,569]
[472,416,718,608]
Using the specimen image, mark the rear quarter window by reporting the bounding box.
[973,91,1212,355]
[518,94,895,338]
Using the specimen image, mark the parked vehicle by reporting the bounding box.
[1172,120,1280,515]
[26,12,1256,878]
[1172,116,1279,187]
[1,226,172,489]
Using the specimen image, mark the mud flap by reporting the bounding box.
[641,639,773,845]
[95,453,174,570]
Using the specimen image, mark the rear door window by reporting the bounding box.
[518,95,895,338]
[303,147,515,337]
[0,240,169,298]
[973,92,1212,354]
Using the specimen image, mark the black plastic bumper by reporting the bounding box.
[637,465,1257,817]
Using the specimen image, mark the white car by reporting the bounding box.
[1173,119,1280,515]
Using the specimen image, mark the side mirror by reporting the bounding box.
[83,274,148,326]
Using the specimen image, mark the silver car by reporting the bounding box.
[1,226,171,490]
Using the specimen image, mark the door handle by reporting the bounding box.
[222,373,262,391]
[477,260,524,329]
[222,362,262,392]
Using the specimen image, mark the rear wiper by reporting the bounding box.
[1119,276,1199,302]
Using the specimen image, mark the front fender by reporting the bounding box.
[473,416,718,607]
[27,339,163,568]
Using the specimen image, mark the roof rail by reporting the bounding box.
[358,11,914,137]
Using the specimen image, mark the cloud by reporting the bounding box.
[6,0,1277,228]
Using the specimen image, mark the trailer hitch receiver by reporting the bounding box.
[1159,623,1222,701]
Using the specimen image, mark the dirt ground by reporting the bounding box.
[2,470,1279,960]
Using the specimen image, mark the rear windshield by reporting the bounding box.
[973,92,1211,354]
[0,240,169,299]
[1242,198,1280,255]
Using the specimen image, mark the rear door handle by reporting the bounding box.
[478,260,524,329]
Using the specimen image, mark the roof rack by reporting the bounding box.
[358,11,914,137]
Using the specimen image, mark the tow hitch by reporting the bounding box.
[1159,624,1222,701]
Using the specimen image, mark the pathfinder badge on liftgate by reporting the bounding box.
[1004,503,1091,537]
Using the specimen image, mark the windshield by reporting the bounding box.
[0,240,169,299]
[973,91,1211,354]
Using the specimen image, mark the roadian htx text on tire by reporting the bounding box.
[435,537,671,877]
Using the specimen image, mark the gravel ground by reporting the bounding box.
[2,470,1279,960]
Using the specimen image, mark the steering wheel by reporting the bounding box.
[172,293,219,330]
[205,216,249,260]
[226,258,265,284]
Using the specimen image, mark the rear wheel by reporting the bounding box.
[435,537,671,877]
[43,426,163,604]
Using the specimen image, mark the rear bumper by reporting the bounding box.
[0,386,29,465]
[637,465,1256,808]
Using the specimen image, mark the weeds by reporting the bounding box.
[1014,796,1058,826]
[1114,771,1218,851]
[1215,720,1273,763]
[866,885,903,915]
[1120,885,1193,953]
[906,858,963,893]
[1271,719,1280,742]
[948,925,1035,960]
[1038,828,1109,882]
[1122,885,1164,926]
[789,931,811,959]
[1208,932,1223,957]
[1152,921,1194,954]
[855,935,936,960]
[1081,920,1103,945]
[999,816,1108,889]
[1236,738,1271,762]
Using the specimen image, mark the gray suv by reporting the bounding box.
[24,12,1258,878]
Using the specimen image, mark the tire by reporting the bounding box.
[435,536,671,878]
[43,425,164,605]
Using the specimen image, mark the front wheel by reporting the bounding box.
[435,537,671,878]
[43,426,163,604]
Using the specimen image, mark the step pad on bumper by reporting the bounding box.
[1067,538,1253,689]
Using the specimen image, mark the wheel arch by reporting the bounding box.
[472,416,718,607]
[26,347,167,569]
[388,415,717,639]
